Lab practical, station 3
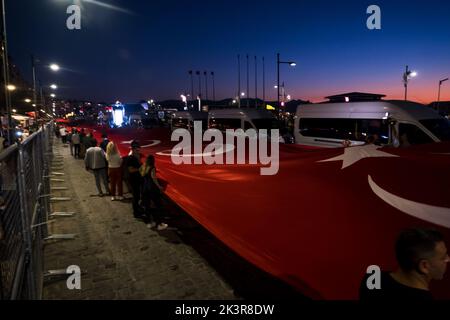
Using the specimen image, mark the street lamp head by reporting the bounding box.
[25,98,31,103]
[50,64,60,71]
[410,71,418,78]
[50,94,56,98]
[289,62,297,67]
[241,92,245,97]
[6,84,16,91]
[440,78,449,85]
[50,84,58,90]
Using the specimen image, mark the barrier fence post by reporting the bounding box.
[17,142,37,299]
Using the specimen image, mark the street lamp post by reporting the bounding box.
[204,71,208,101]
[262,57,265,109]
[437,78,449,114]
[188,70,194,106]
[237,55,241,108]
[403,65,417,101]
[31,55,60,124]
[211,71,215,103]
[1,0,15,143]
[277,53,296,112]
[246,54,249,108]
[254,56,258,108]
[196,71,201,100]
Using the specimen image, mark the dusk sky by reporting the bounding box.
[7,0,450,103]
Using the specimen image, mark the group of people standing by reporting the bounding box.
[65,128,97,159]
[121,140,168,230]
[78,132,168,231]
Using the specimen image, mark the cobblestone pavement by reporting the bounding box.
[43,139,306,300]
[43,140,237,300]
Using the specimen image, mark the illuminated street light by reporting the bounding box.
[50,93,56,98]
[49,63,60,71]
[50,84,58,90]
[25,98,31,103]
[180,94,188,109]
[12,109,17,113]
[6,84,16,91]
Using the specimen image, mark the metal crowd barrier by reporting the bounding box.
[0,122,54,300]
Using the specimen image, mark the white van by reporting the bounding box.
[208,108,278,131]
[294,100,450,148]
[170,111,208,132]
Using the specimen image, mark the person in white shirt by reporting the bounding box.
[85,140,109,196]
[105,141,123,200]
[59,126,67,144]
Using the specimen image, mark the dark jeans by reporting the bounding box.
[142,190,163,225]
[93,168,109,195]
[73,144,80,158]
[130,178,141,217]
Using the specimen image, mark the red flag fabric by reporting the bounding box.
[82,125,450,299]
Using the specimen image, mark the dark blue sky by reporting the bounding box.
[7,0,450,103]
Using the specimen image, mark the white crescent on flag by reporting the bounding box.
[368,175,450,229]
[156,144,235,157]
[120,140,161,147]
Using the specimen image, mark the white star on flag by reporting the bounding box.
[318,144,399,169]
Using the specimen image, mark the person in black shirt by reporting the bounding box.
[360,228,449,300]
[99,133,110,152]
[125,140,143,218]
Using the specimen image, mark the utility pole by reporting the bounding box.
[437,78,449,114]
[211,71,215,103]
[1,0,13,143]
[237,54,241,108]
[277,53,280,108]
[255,56,258,108]
[204,71,208,101]
[189,70,194,106]
[262,56,265,109]
[246,54,249,108]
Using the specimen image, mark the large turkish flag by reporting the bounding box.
[86,125,450,299]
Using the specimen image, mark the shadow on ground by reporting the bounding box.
[148,195,310,300]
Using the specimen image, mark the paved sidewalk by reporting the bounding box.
[43,140,237,300]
